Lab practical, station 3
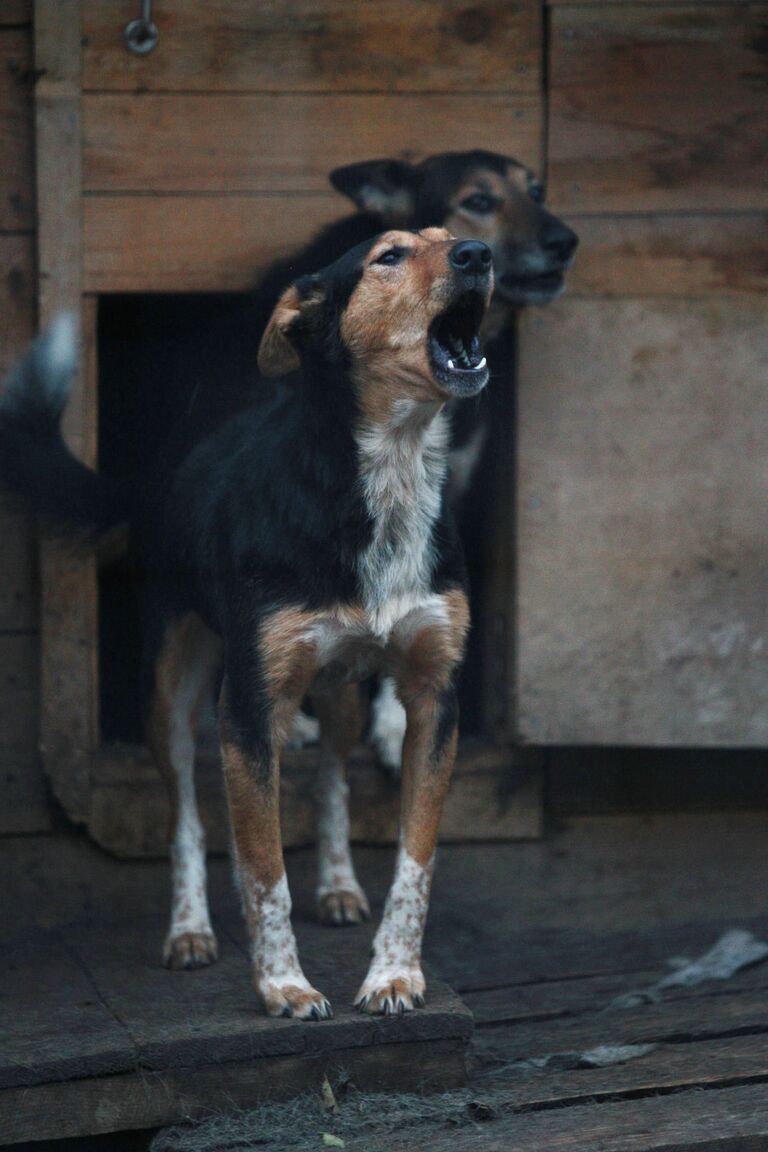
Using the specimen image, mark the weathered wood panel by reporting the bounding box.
[83,93,541,194]
[35,1,98,824]
[81,0,541,93]
[88,741,542,857]
[84,194,343,293]
[0,30,34,230]
[517,297,768,746]
[0,633,48,834]
[549,5,768,213]
[567,214,768,297]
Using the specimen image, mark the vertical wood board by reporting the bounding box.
[34,0,97,823]
[81,0,541,93]
[517,297,768,746]
[0,30,34,229]
[549,5,768,212]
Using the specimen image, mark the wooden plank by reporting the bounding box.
[0,916,469,1143]
[84,194,344,293]
[0,30,34,230]
[567,214,768,297]
[83,93,541,194]
[81,0,541,94]
[87,741,542,857]
[382,1082,768,1152]
[0,924,134,1090]
[0,1037,466,1145]
[35,1,98,824]
[549,5,768,213]
[0,632,50,834]
[517,297,768,746]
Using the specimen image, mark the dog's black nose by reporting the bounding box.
[450,240,492,276]
[542,223,578,264]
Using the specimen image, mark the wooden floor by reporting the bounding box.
[3,812,768,1150]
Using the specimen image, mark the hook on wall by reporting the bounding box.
[124,0,159,55]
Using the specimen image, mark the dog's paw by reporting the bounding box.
[163,931,219,970]
[317,885,370,926]
[371,679,406,775]
[287,709,320,749]
[258,979,333,1020]
[354,967,426,1015]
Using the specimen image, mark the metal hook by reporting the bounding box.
[124,0,159,55]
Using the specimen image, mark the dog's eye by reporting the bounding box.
[375,248,405,266]
[460,193,497,215]
[529,183,545,204]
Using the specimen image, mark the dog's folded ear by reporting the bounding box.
[330,159,420,222]
[258,282,327,378]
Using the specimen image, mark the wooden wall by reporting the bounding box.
[517,0,768,744]
[0,1,50,832]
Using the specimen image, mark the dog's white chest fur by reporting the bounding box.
[355,403,448,640]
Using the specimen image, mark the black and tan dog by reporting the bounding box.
[0,228,493,1018]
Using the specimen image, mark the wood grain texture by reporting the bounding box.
[82,93,541,193]
[549,5,768,212]
[84,193,345,292]
[35,0,97,824]
[567,214,768,297]
[81,0,540,93]
[0,30,34,229]
[517,297,768,746]
[88,741,542,857]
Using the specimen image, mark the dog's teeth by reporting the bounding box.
[475,357,486,370]
[447,358,456,370]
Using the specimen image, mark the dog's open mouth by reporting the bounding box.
[429,291,489,396]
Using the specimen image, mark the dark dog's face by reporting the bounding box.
[331,150,578,308]
[258,228,493,409]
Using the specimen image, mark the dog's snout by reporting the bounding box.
[542,223,578,264]
[449,240,492,277]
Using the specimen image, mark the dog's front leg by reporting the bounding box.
[220,610,332,1019]
[355,590,469,1015]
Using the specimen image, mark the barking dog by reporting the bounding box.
[0,230,493,1018]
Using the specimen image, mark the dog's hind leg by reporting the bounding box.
[355,589,470,1015]
[370,675,406,775]
[220,606,332,1019]
[312,684,370,926]
[147,613,221,970]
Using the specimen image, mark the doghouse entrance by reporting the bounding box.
[90,293,534,857]
[97,292,516,745]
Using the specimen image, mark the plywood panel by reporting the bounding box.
[82,0,541,93]
[83,93,541,194]
[567,214,768,297]
[85,194,344,292]
[517,297,768,746]
[549,5,768,213]
[0,30,34,229]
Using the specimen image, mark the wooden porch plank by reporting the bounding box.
[82,93,541,194]
[81,0,541,94]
